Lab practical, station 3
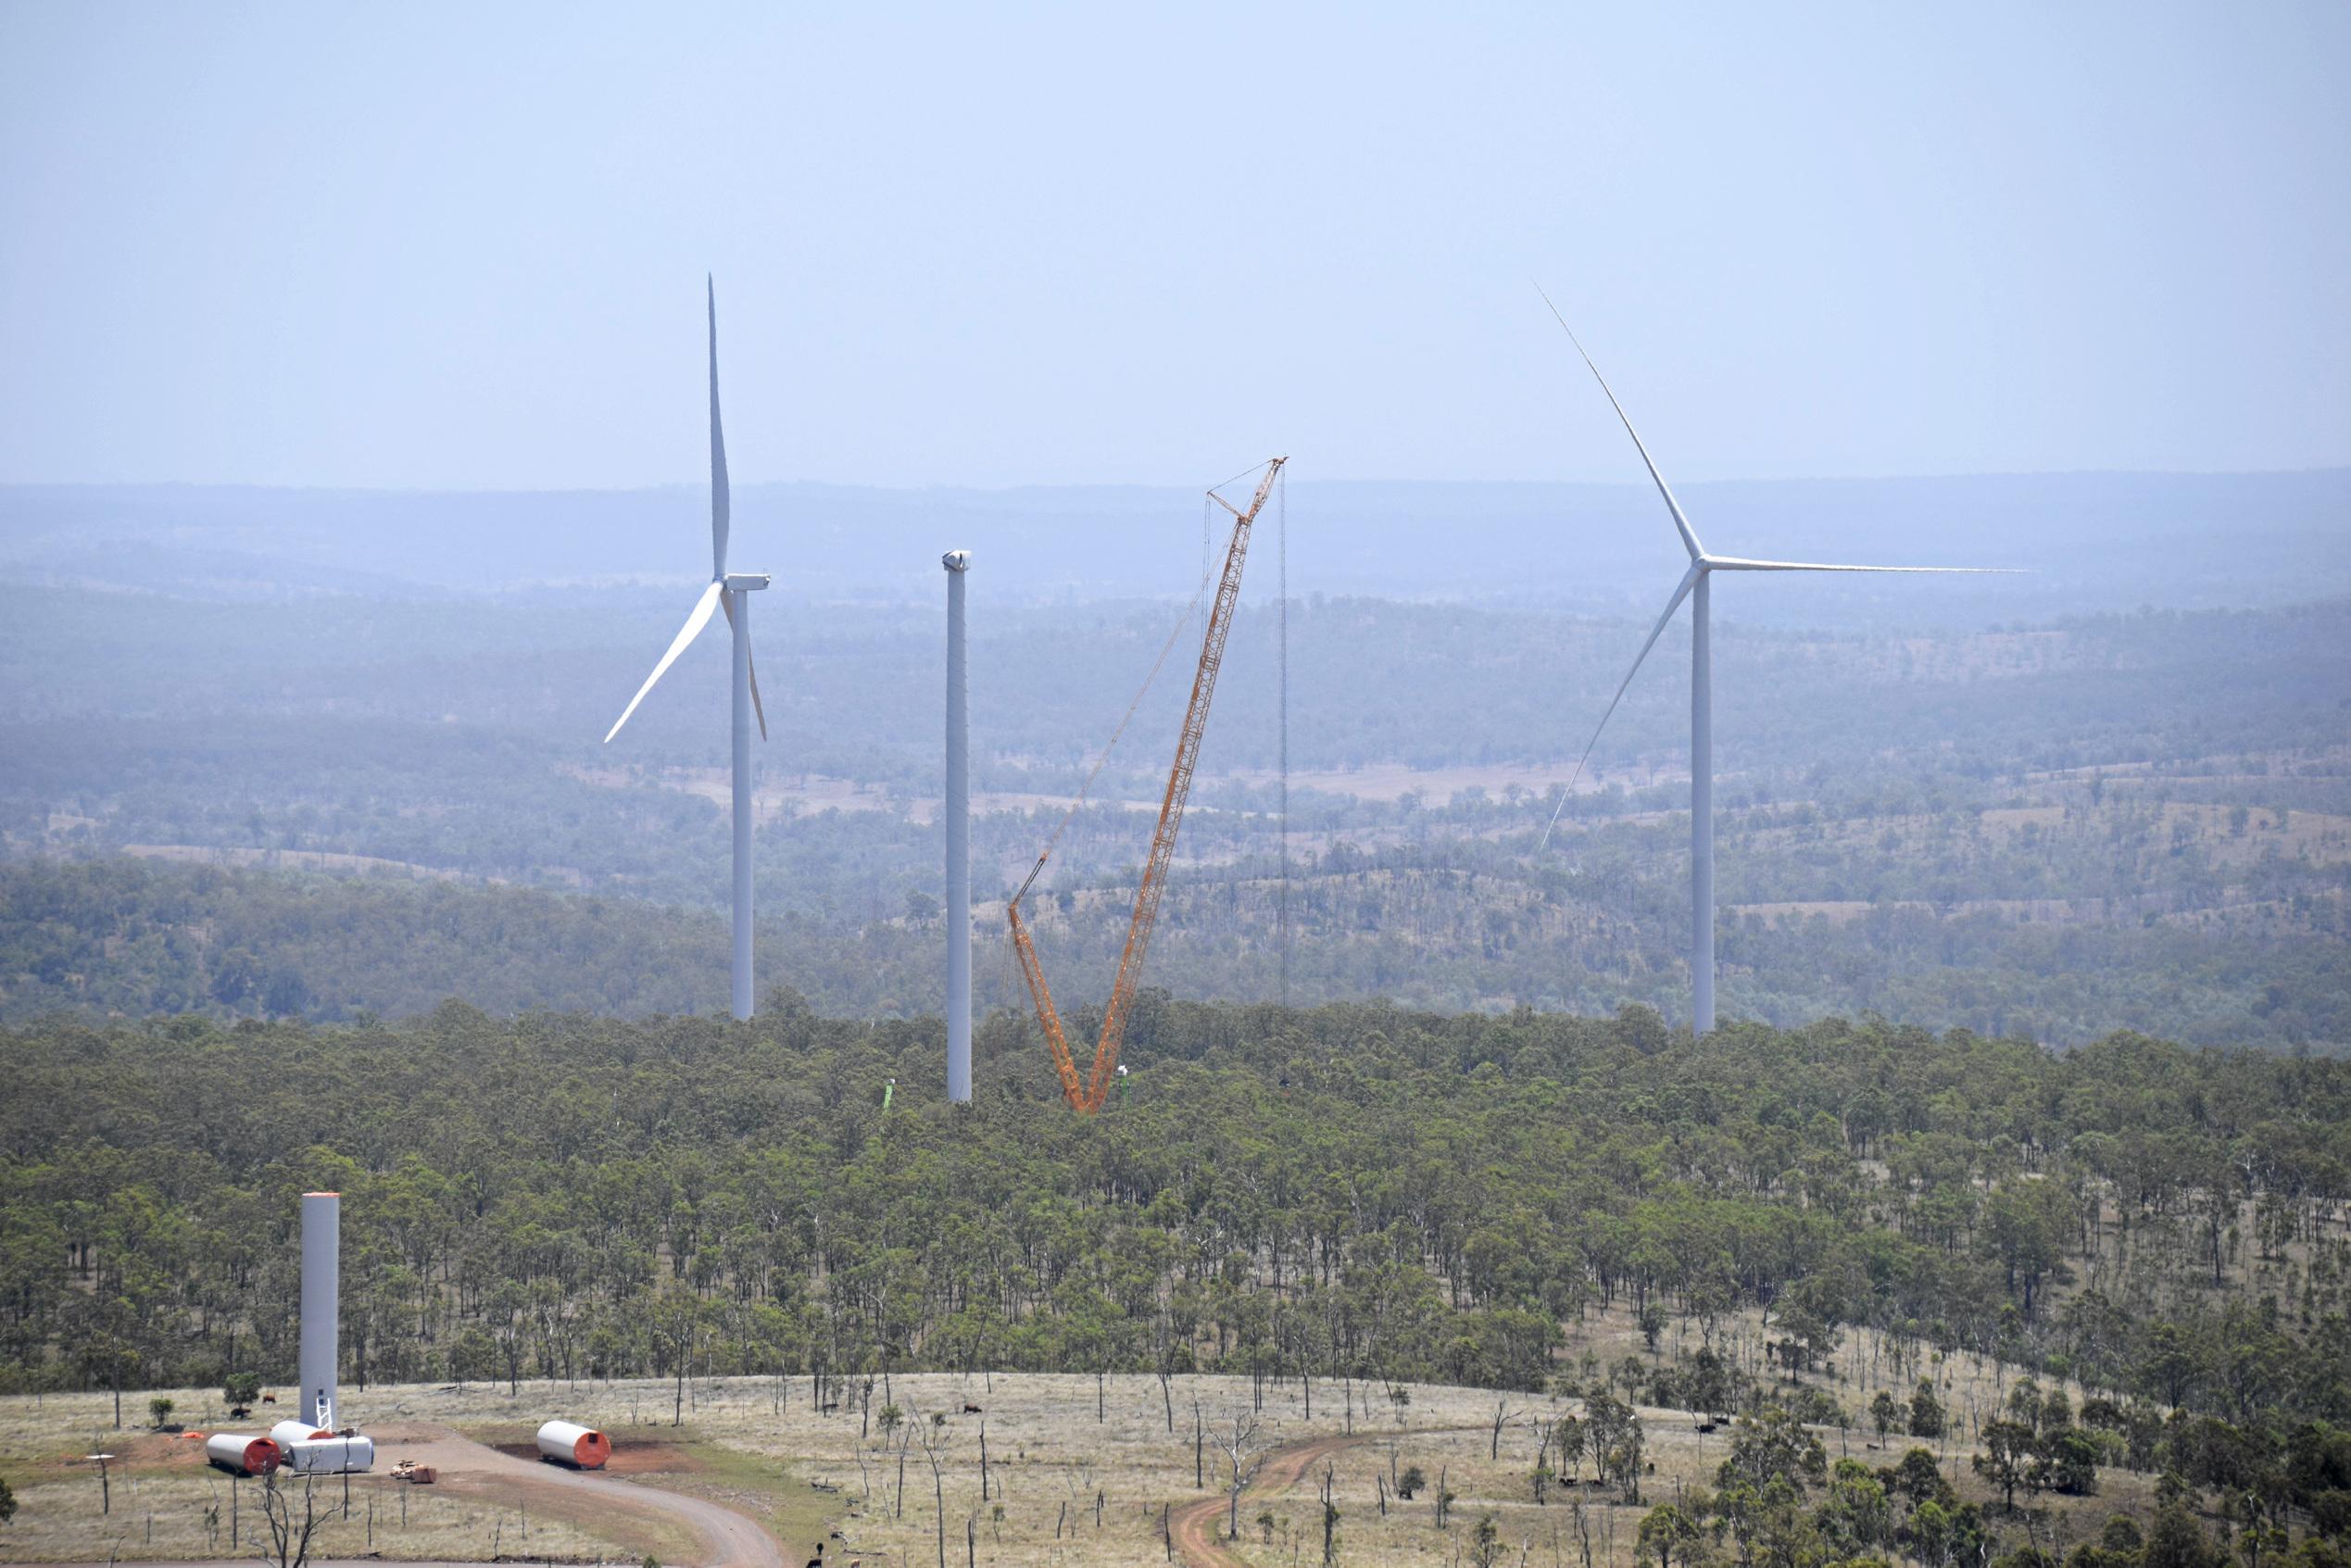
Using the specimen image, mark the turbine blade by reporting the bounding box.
[1539,563,1700,850]
[722,593,768,741]
[1537,285,1704,562]
[708,276,730,582]
[1705,555,2019,573]
[604,581,724,744]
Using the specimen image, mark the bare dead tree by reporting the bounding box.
[893,1419,914,1518]
[1214,1407,1270,1540]
[848,1425,874,1506]
[917,1413,954,1568]
[1320,1460,1340,1566]
[257,1473,322,1568]
[1490,1398,1522,1461]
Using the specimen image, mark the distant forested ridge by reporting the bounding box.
[6,580,2346,1047]
[0,856,781,1020]
[6,845,2345,1054]
[4,1005,2345,1477]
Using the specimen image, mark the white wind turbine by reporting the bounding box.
[603,278,771,1020]
[1538,295,2008,1035]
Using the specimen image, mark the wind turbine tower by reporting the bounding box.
[298,1191,338,1430]
[943,548,972,1103]
[1540,295,2005,1035]
[605,280,772,1021]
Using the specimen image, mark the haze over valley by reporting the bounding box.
[5,6,2349,1566]
[4,470,2345,1050]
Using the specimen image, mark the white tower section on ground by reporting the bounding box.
[943,549,972,1104]
[299,1192,338,1430]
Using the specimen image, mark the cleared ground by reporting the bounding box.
[1,1312,2147,1568]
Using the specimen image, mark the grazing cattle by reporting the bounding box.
[962,1402,982,1414]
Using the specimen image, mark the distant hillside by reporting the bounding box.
[5,851,2345,1054]
[4,551,2343,1049]
[0,857,757,1021]
[6,468,2347,619]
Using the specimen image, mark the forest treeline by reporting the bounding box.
[3,1002,2346,1518]
[6,847,2345,1053]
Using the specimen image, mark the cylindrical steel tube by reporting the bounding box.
[298,1192,338,1429]
[944,549,972,1103]
[535,1420,612,1469]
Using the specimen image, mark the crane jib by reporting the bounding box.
[1008,457,1288,1112]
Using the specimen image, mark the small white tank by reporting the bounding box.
[283,1435,374,1474]
[206,1433,281,1475]
[534,1420,612,1469]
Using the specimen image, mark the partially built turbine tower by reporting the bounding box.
[943,548,972,1104]
[299,1192,337,1429]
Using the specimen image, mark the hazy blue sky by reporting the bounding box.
[3,2,2345,488]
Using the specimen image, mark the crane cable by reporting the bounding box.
[1276,465,1289,1009]
[1012,537,1223,909]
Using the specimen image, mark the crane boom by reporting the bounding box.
[1009,457,1287,1111]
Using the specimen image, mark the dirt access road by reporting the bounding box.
[18,1424,784,1568]
[9,1424,787,1568]
[1170,1432,1372,1568]
[383,1423,784,1568]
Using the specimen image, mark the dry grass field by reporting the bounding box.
[0,1416,663,1565]
[0,1300,2156,1568]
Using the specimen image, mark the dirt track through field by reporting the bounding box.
[380,1424,783,1568]
[16,1423,787,1568]
[5,1424,792,1568]
[1171,1431,1368,1568]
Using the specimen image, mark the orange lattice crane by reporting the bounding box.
[1008,457,1288,1112]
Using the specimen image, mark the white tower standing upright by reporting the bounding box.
[731,572,756,1021]
[1538,293,2008,1035]
[1690,571,1714,1033]
[943,549,972,1104]
[604,280,772,1021]
[298,1192,338,1430]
